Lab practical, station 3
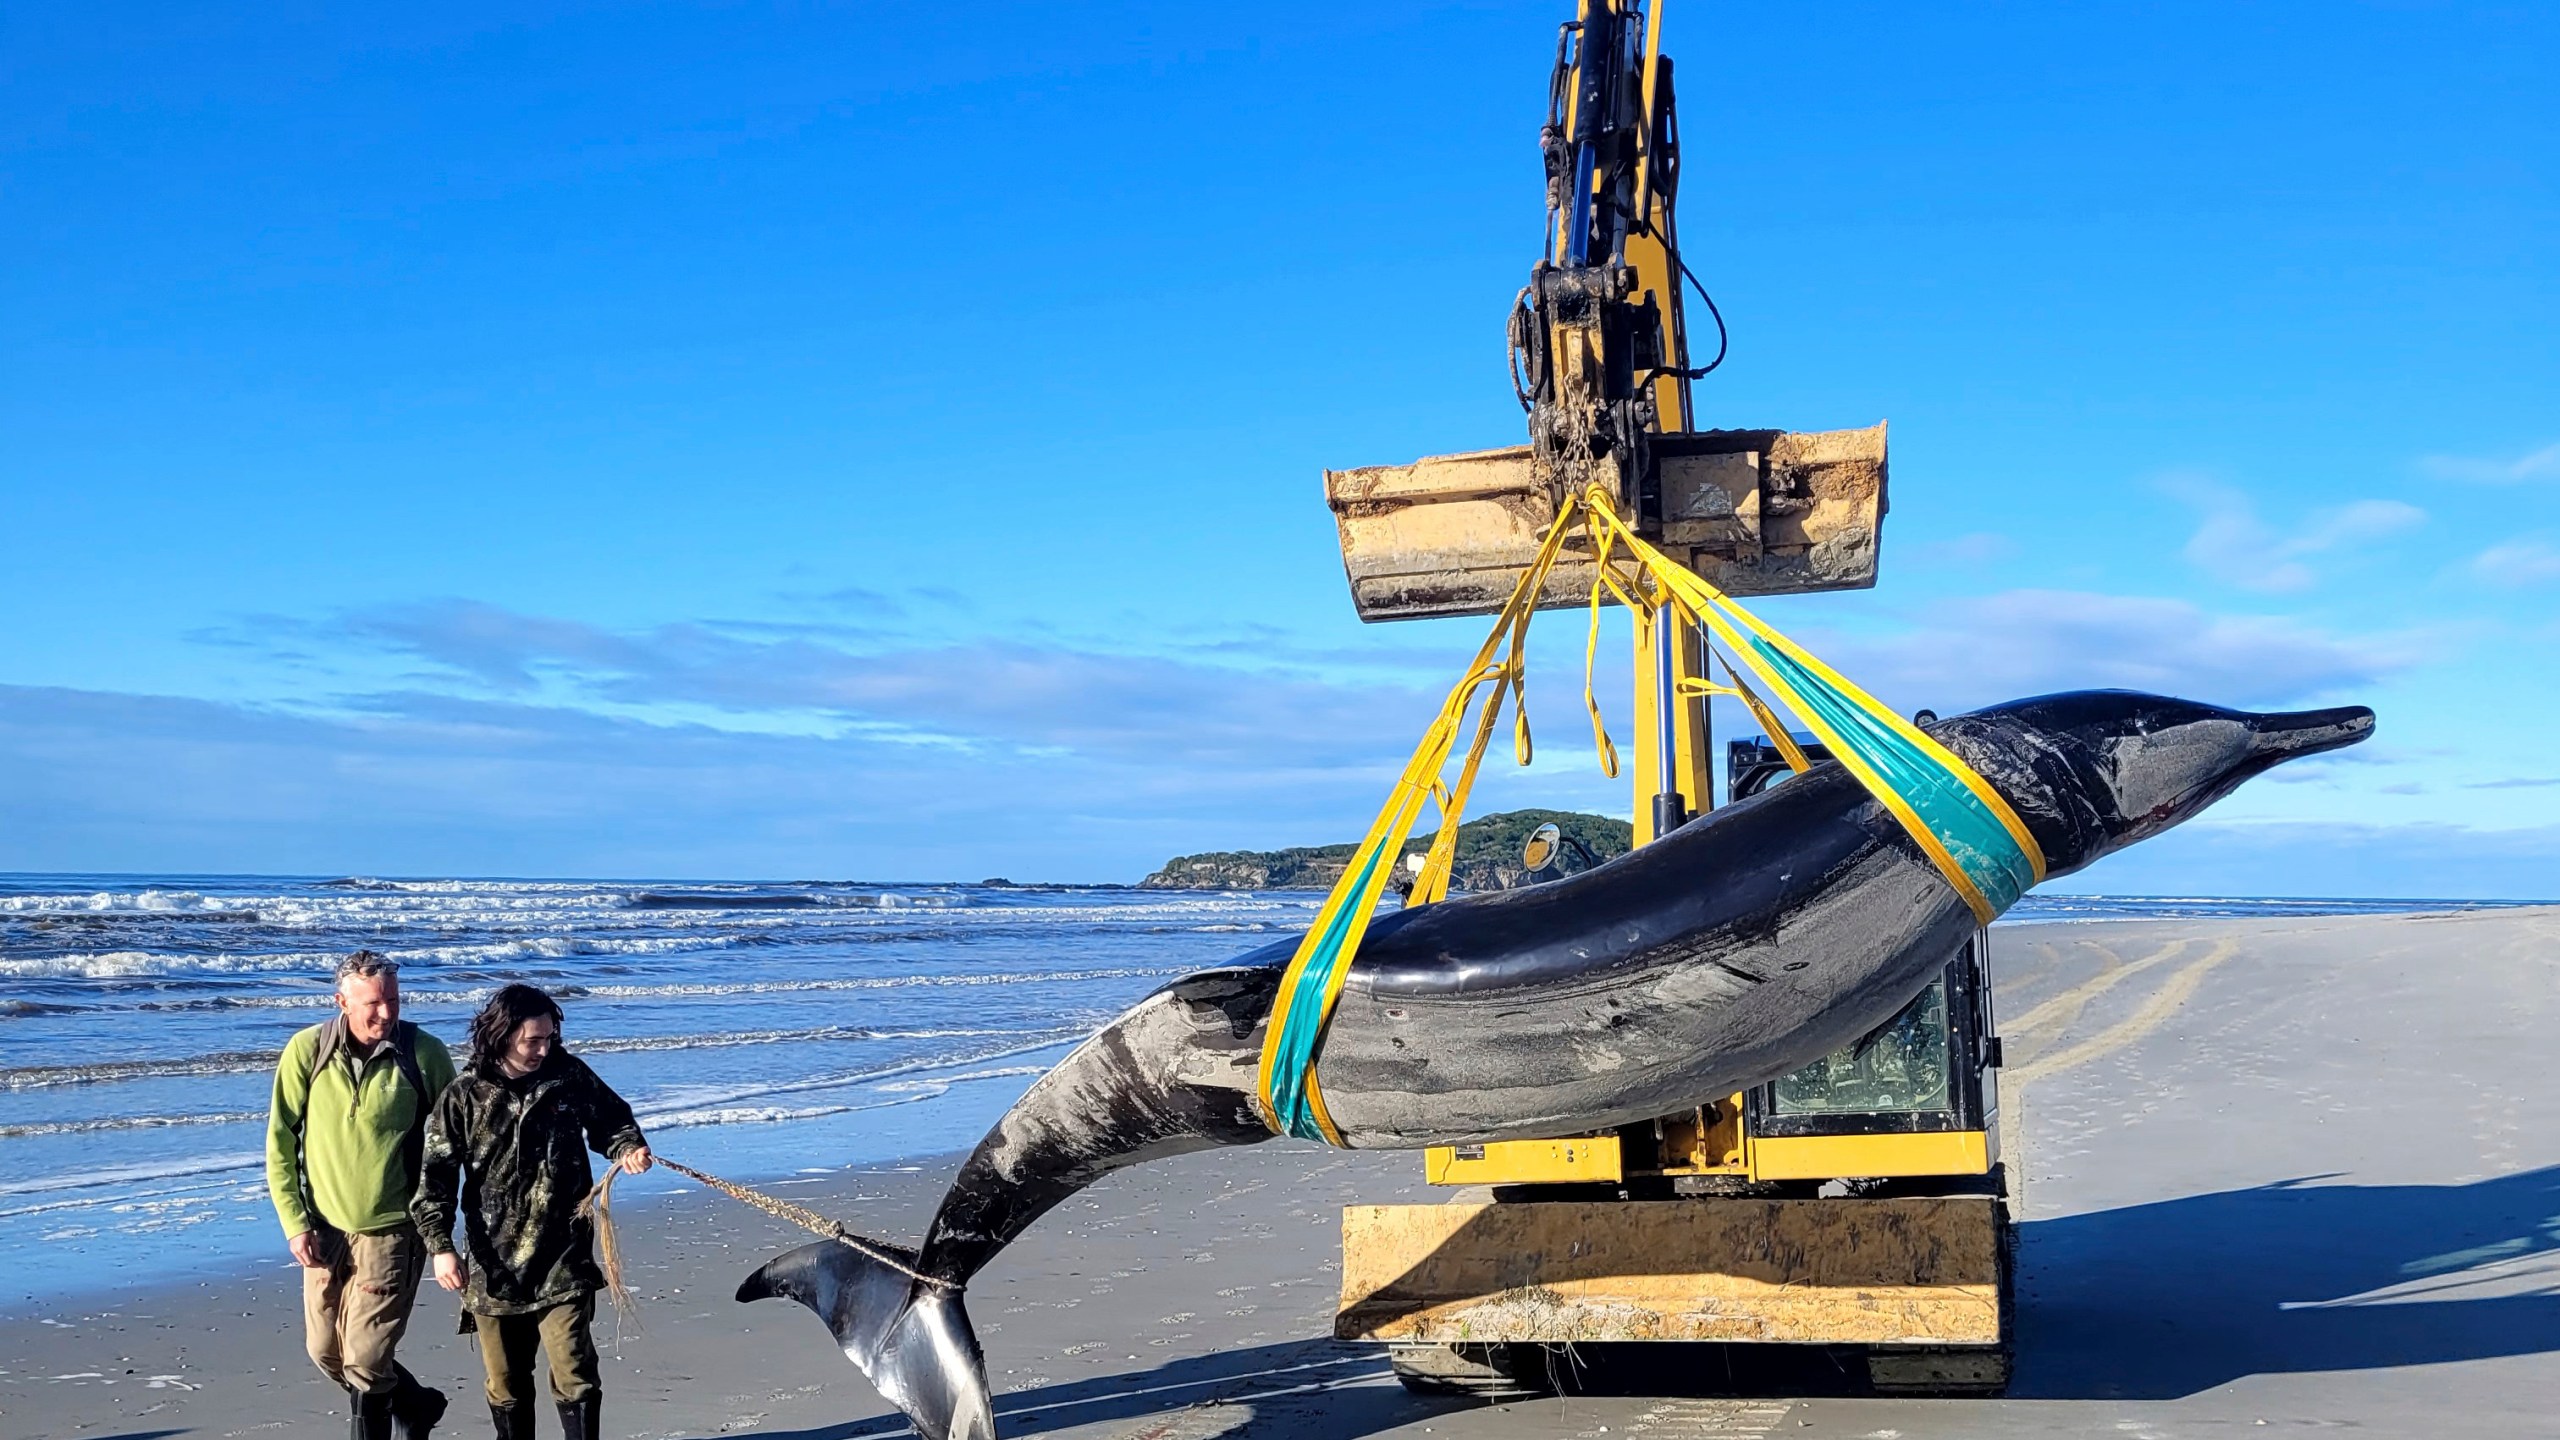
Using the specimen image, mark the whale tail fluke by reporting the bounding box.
[738,1239,993,1440]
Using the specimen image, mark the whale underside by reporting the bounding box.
[910,755,1969,1297]
[1320,759,1971,1145]
[1100,757,1970,1153]
[741,692,2378,1440]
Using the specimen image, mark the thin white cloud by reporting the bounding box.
[1812,589,2420,714]
[107,585,2451,879]
[2470,538,2560,589]
[11,679,2540,895]
[275,588,2426,793]
[2419,442,2560,486]
[0,683,1409,880]
[248,599,1445,772]
[2166,476,2426,593]
[345,600,654,691]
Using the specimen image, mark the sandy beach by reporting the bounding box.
[9,904,2559,1440]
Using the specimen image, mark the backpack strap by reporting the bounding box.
[291,1019,342,1230]
[307,1015,347,1082]
[389,1021,432,1189]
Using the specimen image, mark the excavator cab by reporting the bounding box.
[1730,737,2006,1184]
[1338,775,2014,1398]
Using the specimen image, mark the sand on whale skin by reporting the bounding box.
[7,906,2560,1440]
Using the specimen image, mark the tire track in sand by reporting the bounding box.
[2001,938,2238,1209]
[2007,938,2239,1087]
[1999,938,2189,1044]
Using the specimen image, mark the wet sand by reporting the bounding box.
[7,905,2559,1440]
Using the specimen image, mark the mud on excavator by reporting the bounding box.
[1323,0,2012,1399]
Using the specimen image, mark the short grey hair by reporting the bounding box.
[335,949,399,983]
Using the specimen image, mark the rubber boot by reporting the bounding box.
[351,1386,396,1440]
[554,1394,600,1440]
[487,1401,533,1440]
[392,1368,448,1440]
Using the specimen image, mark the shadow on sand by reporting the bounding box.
[732,1166,2560,1435]
[2014,1163,2560,1398]
[1545,1166,2560,1400]
[736,1336,1445,1440]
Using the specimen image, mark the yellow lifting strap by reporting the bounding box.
[1255,485,2046,1145]
[1253,497,1580,1145]
[1678,654,1812,775]
[1579,493,2047,921]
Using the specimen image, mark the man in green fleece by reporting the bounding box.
[268,951,458,1440]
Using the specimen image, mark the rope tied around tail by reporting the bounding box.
[578,1155,958,1327]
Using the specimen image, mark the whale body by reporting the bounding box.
[740,690,2374,1440]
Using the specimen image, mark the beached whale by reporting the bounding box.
[739,690,2372,1440]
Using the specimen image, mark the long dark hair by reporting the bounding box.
[469,983,565,1075]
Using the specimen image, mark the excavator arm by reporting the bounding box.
[1325,0,1885,839]
[1514,0,1695,506]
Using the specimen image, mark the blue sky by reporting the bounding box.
[4,1,2554,894]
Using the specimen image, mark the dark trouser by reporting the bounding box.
[472,1297,600,1407]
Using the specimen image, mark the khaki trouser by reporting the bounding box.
[473,1296,601,1407]
[303,1225,425,1395]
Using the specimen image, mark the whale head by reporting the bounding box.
[1934,690,2375,880]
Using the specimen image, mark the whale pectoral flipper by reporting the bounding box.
[739,1239,994,1440]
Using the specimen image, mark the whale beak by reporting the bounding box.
[2247,705,2376,761]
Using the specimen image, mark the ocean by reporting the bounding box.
[0,872,2536,1310]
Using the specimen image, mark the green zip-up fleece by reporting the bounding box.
[411,1050,646,1316]
[267,1021,458,1238]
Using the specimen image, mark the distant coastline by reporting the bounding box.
[1140,809,1633,891]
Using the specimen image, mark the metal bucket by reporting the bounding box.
[1325,423,1888,622]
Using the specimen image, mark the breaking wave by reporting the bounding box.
[12,964,1193,1017]
[0,889,259,915]
[2,1050,290,1090]
[0,872,1301,1303]
[630,891,825,909]
[0,932,758,981]
[643,1067,1045,1131]
[0,1152,268,1202]
[631,1035,1080,1121]
[573,965,1188,1001]
[1,1022,1098,1091]
[0,1111,264,1140]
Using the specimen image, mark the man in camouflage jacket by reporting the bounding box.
[412,985,649,1440]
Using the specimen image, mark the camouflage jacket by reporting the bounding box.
[411,1050,646,1316]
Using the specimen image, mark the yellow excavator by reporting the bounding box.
[1323,0,2011,1398]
